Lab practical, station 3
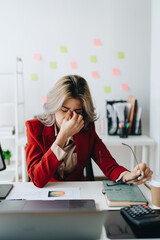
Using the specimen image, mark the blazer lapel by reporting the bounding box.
[42,125,55,153]
[74,130,89,169]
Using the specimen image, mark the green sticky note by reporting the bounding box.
[50,62,57,69]
[31,73,38,81]
[104,86,111,93]
[60,46,67,53]
[118,52,125,59]
[90,56,97,63]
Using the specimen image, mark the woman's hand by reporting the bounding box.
[55,111,84,148]
[60,110,84,137]
[122,163,153,185]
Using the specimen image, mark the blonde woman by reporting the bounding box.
[25,75,153,187]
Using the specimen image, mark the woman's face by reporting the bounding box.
[55,98,83,129]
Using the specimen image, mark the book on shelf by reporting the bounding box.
[102,180,148,207]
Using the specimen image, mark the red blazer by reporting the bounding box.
[25,119,128,188]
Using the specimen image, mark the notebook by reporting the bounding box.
[0,201,106,240]
[0,184,13,199]
[102,180,147,207]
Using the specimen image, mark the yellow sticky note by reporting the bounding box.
[60,46,67,53]
[50,62,57,69]
[90,56,97,63]
[121,83,129,91]
[118,52,125,59]
[31,73,38,81]
[92,71,100,78]
[104,86,111,93]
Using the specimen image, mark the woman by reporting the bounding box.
[25,75,153,188]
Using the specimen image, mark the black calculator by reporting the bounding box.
[120,205,160,228]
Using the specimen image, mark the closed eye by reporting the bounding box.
[61,106,83,114]
[61,108,68,112]
[75,110,83,115]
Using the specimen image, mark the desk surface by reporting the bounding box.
[5,181,159,240]
[6,181,159,210]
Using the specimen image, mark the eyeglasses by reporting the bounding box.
[107,143,141,186]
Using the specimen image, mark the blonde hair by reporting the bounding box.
[38,75,97,128]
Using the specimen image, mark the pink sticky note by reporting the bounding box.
[112,68,120,76]
[93,39,102,46]
[70,62,78,69]
[92,71,100,78]
[33,53,41,61]
[121,83,129,91]
[41,96,47,104]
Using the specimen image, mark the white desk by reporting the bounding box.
[100,135,155,169]
[6,181,158,210]
[6,181,159,240]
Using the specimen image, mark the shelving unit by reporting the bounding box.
[0,58,25,182]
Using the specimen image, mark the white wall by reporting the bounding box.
[0,0,151,174]
[150,0,160,175]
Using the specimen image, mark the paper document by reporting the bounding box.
[6,187,81,200]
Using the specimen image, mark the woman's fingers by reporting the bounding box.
[65,110,72,120]
[132,163,153,184]
[126,163,153,185]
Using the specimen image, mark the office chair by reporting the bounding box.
[85,158,95,181]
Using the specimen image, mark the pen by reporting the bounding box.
[8,199,26,200]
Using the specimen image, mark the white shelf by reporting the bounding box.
[0,102,15,107]
[0,159,17,182]
[0,59,24,182]
[5,161,16,171]
[0,102,24,107]
[100,134,155,146]
[0,135,16,140]
[0,72,15,75]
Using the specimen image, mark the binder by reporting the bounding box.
[127,96,136,134]
[106,99,142,136]
[102,180,147,207]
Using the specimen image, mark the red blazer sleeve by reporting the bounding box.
[25,120,62,188]
[89,124,128,181]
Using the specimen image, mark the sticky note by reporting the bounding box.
[121,83,129,91]
[70,62,78,69]
[92,71,100,78]
[41,96,47,104]
[104,86,111,93]
[112,68,120,76]
[118,52,125,59]
[60,46,67,53]
[50,62,57,69]
[33,53,41,61]
[93,39,102,46]
[90,56,97,63]
[31,73,38,81]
